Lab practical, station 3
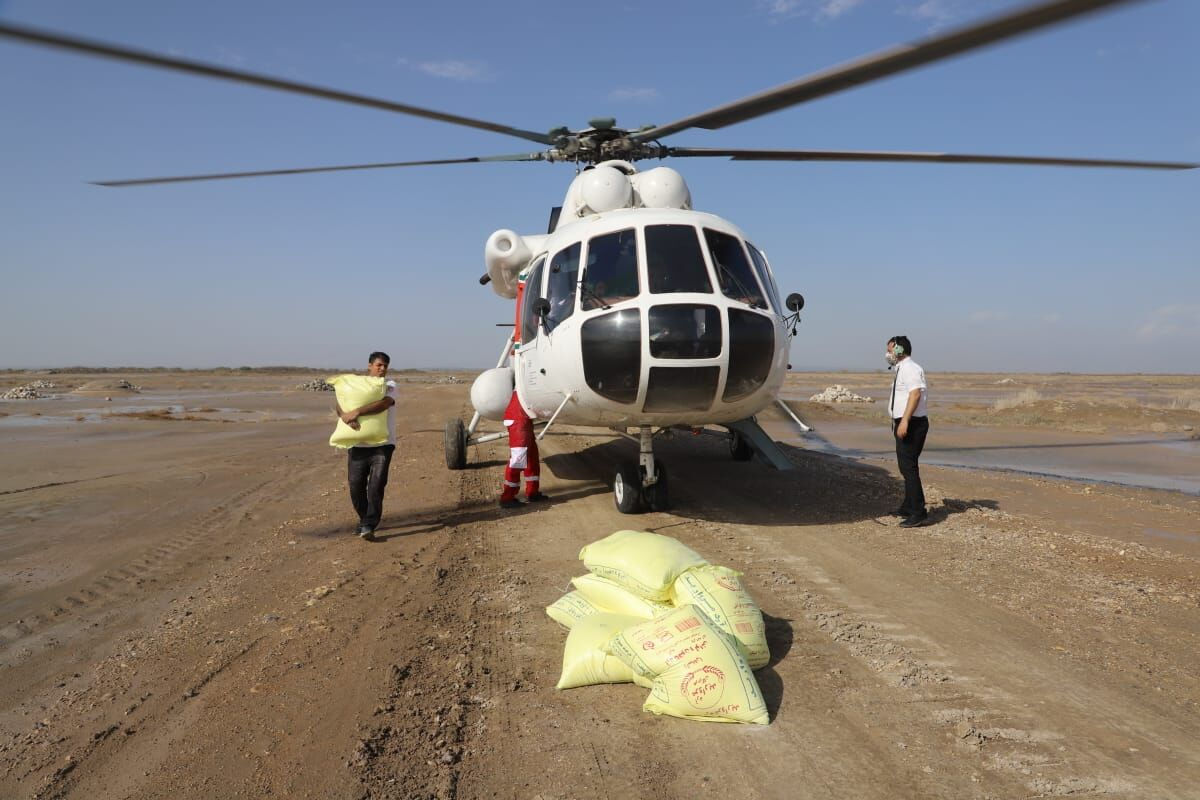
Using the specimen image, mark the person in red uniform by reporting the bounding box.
[499,390,549,508]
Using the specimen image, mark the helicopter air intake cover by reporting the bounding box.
[578,165,633,215]
[470,366,516,421]
[484,229,531,299]
[632,167,691,210]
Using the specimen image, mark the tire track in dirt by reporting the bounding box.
[452,430,688,800]
[675,495,1187,797]
[0,477,278,659]
[343,404,531,799]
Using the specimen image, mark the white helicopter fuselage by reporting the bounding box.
[479,164,793,431]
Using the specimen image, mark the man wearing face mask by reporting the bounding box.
[886,335,930,528]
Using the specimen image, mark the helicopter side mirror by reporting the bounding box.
[531,298,552,318]
[785,293,805,312]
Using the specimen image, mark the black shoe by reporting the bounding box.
[892,507,911,518]
[499,499,522,509]
[525,493,550,503]
[357,525,377,540]
[899,512,929,528]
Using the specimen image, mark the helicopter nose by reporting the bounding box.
[579,303,776,414]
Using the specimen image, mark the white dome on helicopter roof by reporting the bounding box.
[577,165,633,215]
[631,167,691,210]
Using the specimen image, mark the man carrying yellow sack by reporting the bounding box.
[333,351,397,541]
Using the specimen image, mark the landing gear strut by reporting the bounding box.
[612,426,669,514]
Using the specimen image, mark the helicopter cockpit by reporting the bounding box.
[520,214,787,419]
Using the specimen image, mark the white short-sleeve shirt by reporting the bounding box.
[890,358,928,419]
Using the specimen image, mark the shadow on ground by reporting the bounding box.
[301,484,613,542]
[544,435,916,526]
[758,613,794,721]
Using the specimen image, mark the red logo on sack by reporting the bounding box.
[681,665,726,710]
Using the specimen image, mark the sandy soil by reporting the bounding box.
[1,370,1198,799]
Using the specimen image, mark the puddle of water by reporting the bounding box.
[0,415,64,428]
[1143,528,1200,543]
[766,418,1200,496]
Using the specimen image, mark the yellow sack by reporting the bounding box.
[607,605,768,725]
[556,613,650,690]
[546,590,604,630]
[328,374,388,448]
[671,566,770,669]
[571,573,672,619]
[579,530,708,602]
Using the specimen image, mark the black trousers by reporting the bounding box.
[893,416,929,515]
[347,444,395,528]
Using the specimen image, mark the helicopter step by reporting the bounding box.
[725,417,796,472]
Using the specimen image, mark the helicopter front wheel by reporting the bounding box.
[443,418,467,470]
[642,462,669,512]
[613,461,643,514]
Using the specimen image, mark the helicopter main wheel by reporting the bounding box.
[613,461,644,514]
[729,431,754,461]
[443,418,467,470]
[642,462,669,512]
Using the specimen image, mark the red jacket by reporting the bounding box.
[503,392,534,447]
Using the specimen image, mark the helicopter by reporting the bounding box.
[2,0,1194,514]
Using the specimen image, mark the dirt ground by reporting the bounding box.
[1,371,1198,799]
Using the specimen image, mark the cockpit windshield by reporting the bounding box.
[545,243,580,332]
[746,242,782,313]
[519,257,545,345]
[704,229,767,310]
[645,225,712,294]
[581,228,639,310]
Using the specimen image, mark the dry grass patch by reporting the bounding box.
[991,388,1043,411]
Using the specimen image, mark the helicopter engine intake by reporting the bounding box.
[484,229,536,299]
[631,167,691,210]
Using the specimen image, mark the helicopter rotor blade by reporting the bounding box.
[665,148,1198,171]
[634,0,1149,142]
[0,21,554,146]
[91,153,548,187]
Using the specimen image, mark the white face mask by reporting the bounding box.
[885,351,899,366]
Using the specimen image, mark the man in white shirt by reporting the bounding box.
[337,351,398,541]
[886,336,930,528]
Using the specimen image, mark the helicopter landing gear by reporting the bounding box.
[729,430,754,461]
[613,461,642,514]
[443,418,467,470]
[643,462,669,512]
[612,426,669,514]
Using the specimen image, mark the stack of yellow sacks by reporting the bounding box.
[546,530,770,725]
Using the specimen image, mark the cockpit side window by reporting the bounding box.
[519,257,546,346]
[704,229,767,309]
[581,228,639,310]
[747,242,782,313]
[646,225,712,294]
[545,243,581,332]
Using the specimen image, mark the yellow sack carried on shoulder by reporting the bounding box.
[556,613,651,690]
[607,605,768,725]
[579,530,708,602]
[546,590,604,630]
[572,573,672,620]
[328,374,388,449]
[671,566,770,669]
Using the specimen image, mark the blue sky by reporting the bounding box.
[1,0,1197,372]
